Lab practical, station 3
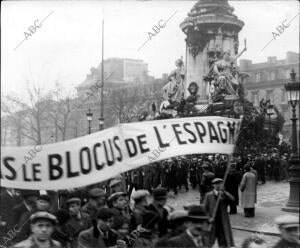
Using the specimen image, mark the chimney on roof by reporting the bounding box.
[267,56,277,64]
[286,51,299,64]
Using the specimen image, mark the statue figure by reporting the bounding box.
[162,57,185,103]
[259,98,271,115]
[212,39,247,98]
[184,82,200,114]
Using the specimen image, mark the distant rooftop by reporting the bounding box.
[239,51,299,71]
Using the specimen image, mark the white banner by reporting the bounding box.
[0,116,241,190]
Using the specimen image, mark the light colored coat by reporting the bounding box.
[240,172,257,208]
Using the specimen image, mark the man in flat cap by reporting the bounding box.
[81,188,106,220]
[108,192,131,222]
[36,194,52,212]
[11,211,62,248]
[203,178,235,248]
[65,196,92,247]
[146,187,170,237]
[107,175,127,196]
[78,208,115,248]
[131,190,150,228]
[157,205,211,248]
[273,215,300,248]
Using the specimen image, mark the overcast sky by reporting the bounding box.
[1,1,299,100]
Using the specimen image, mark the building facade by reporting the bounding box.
[76,58,153,98]
[240,51,299,140]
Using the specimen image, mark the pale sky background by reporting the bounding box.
[1,1,299,100]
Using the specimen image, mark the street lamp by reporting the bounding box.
[98,117,104,131]
[86,108,93,134]
[282,69,300,213]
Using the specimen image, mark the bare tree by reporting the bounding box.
[47,82,77,141]
[1,82,52,145]
[108,82,164,124]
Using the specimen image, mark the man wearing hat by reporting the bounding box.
[65,196,92,247]
[108,192,131,221]
[203,178,235,248]
[36,194,52,212]
[165,159,178,195]
[176,157,189,192]
[131,190,150,228]
[189,157,199,189]
[81,188,106,220]
[107,175,127,196]
[273,215,300,248]
[200,163,215,202]
[146,187,169,237]
[78,208,115,248]
[158,205,211,248]
[11,211,62,248]
[224,163,242,214]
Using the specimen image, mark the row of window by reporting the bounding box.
[251,69,291,82]
[250,88,286,106]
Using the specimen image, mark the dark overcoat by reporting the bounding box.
[203,191,235,247]
[225,169,242,205]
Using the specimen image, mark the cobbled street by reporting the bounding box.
[164,181,297,247]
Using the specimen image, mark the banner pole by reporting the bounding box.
[208,153,233,231]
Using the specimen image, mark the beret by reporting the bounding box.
[212,178,223,184]
[275,215,299,228]
[108,192,127,202]
[89,188,106,198]
[131,190,150,201]
[30,211,57,224]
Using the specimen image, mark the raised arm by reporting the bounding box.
[232,38,247,62]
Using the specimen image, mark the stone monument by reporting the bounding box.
[180,0,245,104]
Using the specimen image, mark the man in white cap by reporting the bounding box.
[11,211,62,248]
[273,215,299,248]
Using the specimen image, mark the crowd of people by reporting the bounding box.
[126,151,291,196]
[0,151,299,248]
